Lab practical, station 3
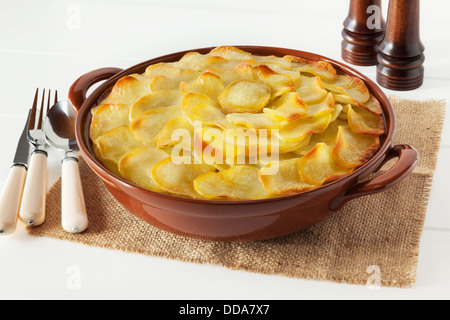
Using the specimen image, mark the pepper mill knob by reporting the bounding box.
[377,0,425,91]
[341,0,385,66]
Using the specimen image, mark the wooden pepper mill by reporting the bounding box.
[377,0,425,90]
[342,0,385,66]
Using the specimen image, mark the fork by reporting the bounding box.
[19,89,57,227]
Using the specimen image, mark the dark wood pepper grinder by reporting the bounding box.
[342,0,385,66]
[377,0,425,91]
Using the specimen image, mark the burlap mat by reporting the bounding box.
[27,97,446,288]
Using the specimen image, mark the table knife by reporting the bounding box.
[0,112,31,235]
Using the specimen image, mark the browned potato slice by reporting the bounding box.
[286,56,337,81]
[277,111,332,143]
[298,143,352,185]
[149,69,200,92]
[118,147,169,191]
[130,106,183,145]
[209,46,253,60]
[180,72,224,102]
[174,52,209,72]
[207,64,254,87]
[96,126,143,163]
[218,80,271,114]
[263,92,308,121]
[259,159,315,195]
[129,90,180,121]
[182,93,229,128]
[347,106,385,136]
[193,166,268,200]
[306,92,335,117]
[334,125,380,169]
[154,116,194,148]
[322,75,370,104]
[90,103,130,141]
[145,63,181,79]
[295,75,328,104]
[102,75,149,105]
[333,93,383,115]
[151,158,216,198]
[253,65,294,98]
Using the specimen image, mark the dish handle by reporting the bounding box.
[69,67,123,112]
[330,144,419,211]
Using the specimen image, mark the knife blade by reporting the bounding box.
[0,111,31,235]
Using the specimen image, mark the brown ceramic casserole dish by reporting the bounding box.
[69,46,419,242]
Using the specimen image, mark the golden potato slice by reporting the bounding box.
[149,69,200,92]
[90,103,131,141]
[334,125,380,169]
[295,75,328,104]
[96,126,143,163]
[333,93,382,115]
[145,63,181,79]
[306,92,335,117]
[180,72,224,102]
[253,65,294,98]
[263,92,308,121]
[193,166,268,200]
[118,147,169,191]
[226,112,286,129]
[130,106,183,145]
[129,90,180,121]
[102,75,149,105]
[286,56,337,81]
[154,116,194,148]
[347,105,385,136]
[182,93,229,128]
[322,75,370,104]
[174,52,209,72]
[209,46,253,60]
[218,80,271,114]
[298,143,351,185]
[259,159,315,195]
[151,158,216,198]
[277,111,332,143]
[207,64,254,87]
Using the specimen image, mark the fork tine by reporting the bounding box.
[37,89,45,130]
[54,90,58,105]
[46,89,51,113]
[28,88,39,131]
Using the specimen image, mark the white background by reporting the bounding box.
[0,0,449,300]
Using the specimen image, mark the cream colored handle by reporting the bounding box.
[19,151,47,226]
[0,165,27,235]
[62,158,88,233]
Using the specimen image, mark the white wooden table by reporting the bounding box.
[0,0,449,300]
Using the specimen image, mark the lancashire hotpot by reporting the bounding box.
[69,46,419,242]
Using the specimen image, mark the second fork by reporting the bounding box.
[19,89,57,227]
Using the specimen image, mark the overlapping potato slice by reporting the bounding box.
[276,110,332,143]
[322,75,370,104]
[306,92,335,117]
[298,143,351,185]
[347,105,385,136]
[182,93,228,128]
[286,56,337,81]
[333,93,383,115]
[263,92,308,121]
[102,75,149,105]
[209,46,253,60]
[154,116,194,148]
[145,63,181,79]
[259,159,315,195]
[90,103,131,141]
[334,125,380,169]
[130,106,183,145]
[252,65,294,98]
[96,126,143,163]
[218,80,271,114]
[149,69,200,92]
[118,147,169,191]
[180,72,224,102]
[151,158,216,198]
[295,75,328,104]
[174,52,209,72]
[129,90,180,121]
[226,112,286,129]
[193,166,268,200]
[207,64,254,87]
